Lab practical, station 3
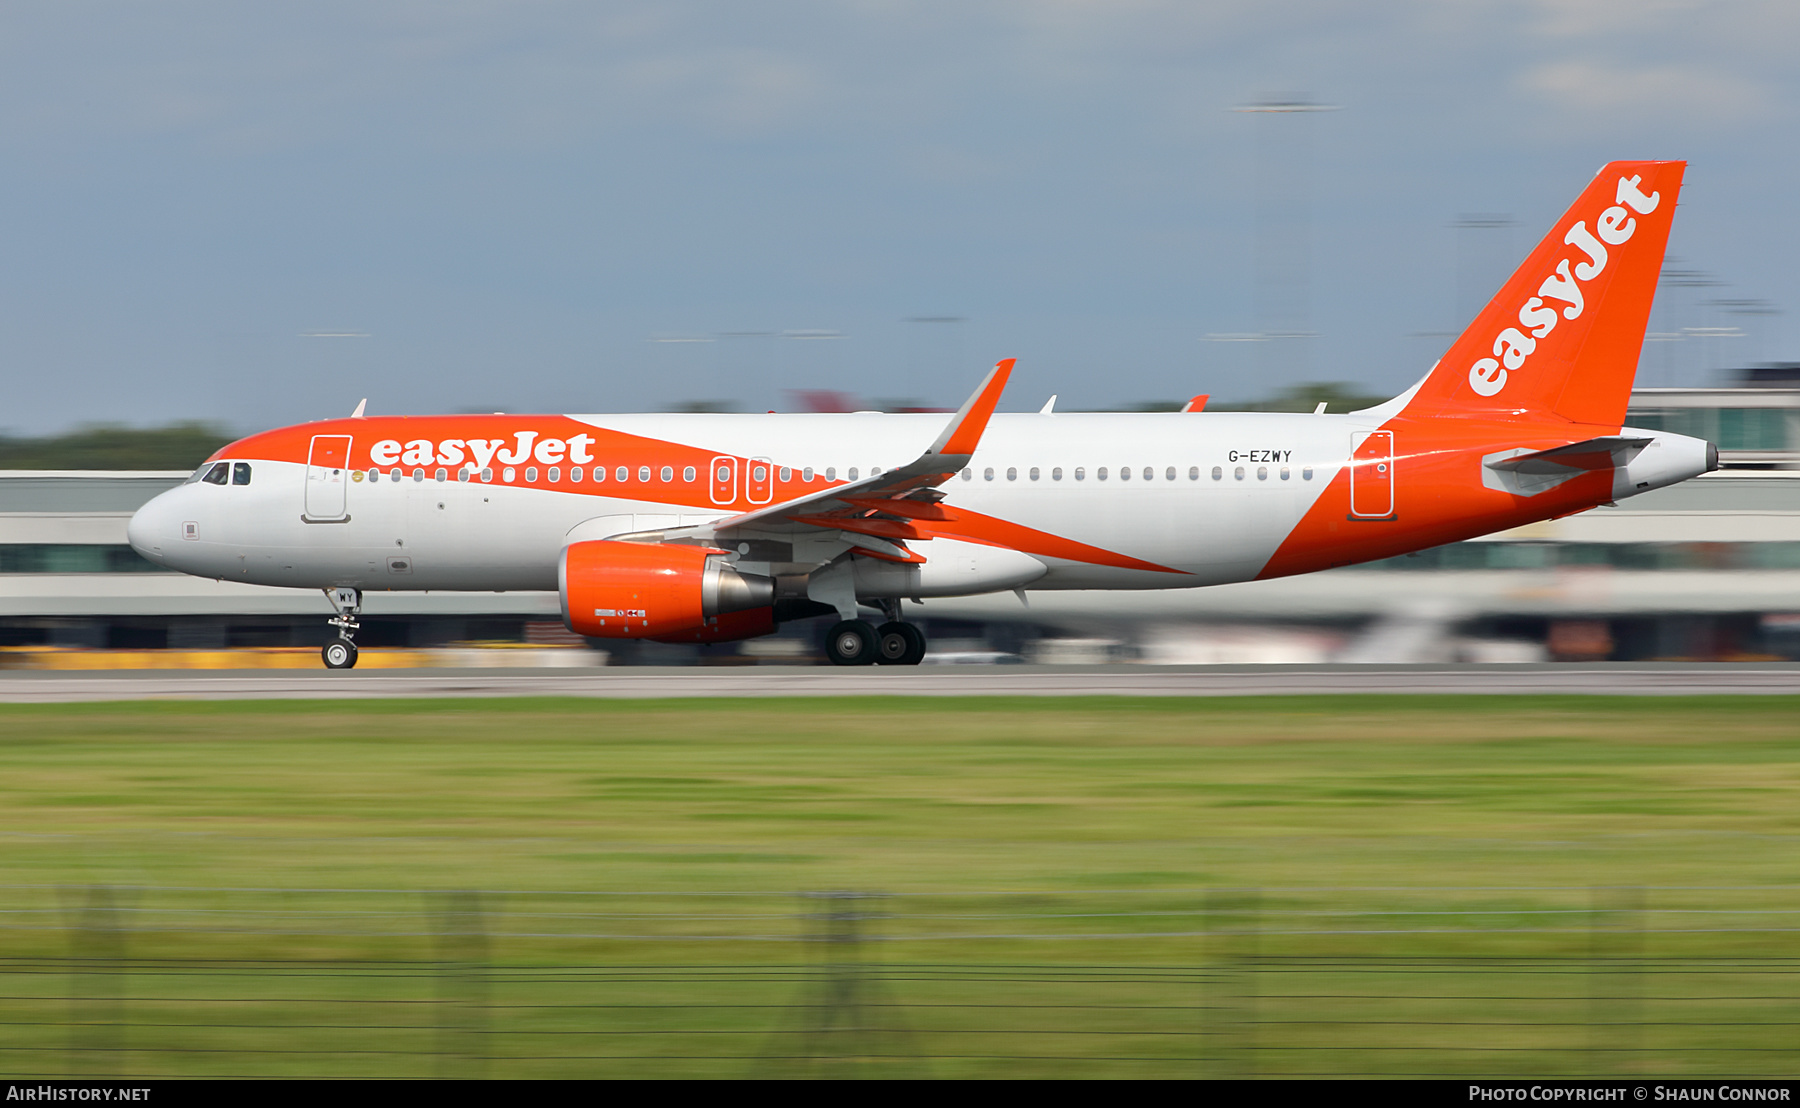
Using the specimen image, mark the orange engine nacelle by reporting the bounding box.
[560,539,776,642]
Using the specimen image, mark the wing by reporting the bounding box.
[599,357,1186,577]
[642,359,1014,562]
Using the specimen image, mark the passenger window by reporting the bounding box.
[1051,467,1062,481]
[828,467,838,480]
[660,466,673,482]
[1234,466,1245,481]
[750,465,764,482]
[458,468,471,482]
[1098,467,1108,481]
[202,462,229,485]
[570,467,582,483]
[390,468,402,482]
[548,466,561,482]
[1303,467,1314,480]
[1029,467,1039,481]
[848,467,859,480]
[232,462,252,486]
[984,467,994,481]
[525,466,538,482]
[685,466,697,482]
[412,468,425,482]
[959,469,970,481]
[367,468,380,483]
[1257,466,1268,481]
[803,467,814,481]
[1280,467,1290,481]
[1212,466,1222,481]
[592,467,605,482]
[1189,466,1199,481]
[616,466,628,482]
[1145,467,1155,481]
[480,468,492,482]
[1074,467,1085,481]
[435,467,448,482]
[1119,467,1130,481]
[1165,467,1175,482]
[1006,467,1017,481]
[638,466,650,482]
[502,467,515,483]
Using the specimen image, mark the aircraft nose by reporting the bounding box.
[127,489,181,567]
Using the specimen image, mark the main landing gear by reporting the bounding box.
[877,621,926,665]
[825,604,927,667]
[321,587,361,670]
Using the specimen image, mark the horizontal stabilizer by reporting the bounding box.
[1485,436,1651,476]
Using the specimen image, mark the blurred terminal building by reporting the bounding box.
[6,378,1800,666]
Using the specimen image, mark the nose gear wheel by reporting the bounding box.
[321,587,362,670]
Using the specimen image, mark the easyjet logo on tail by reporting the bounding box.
[1467,175,1662,398]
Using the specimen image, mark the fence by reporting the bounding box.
[3,885,1796,1078]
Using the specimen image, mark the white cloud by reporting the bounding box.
[1520,58,1772,128]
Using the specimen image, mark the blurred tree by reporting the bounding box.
[0,422,235,470]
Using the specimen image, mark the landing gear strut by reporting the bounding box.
[322,587,361,670]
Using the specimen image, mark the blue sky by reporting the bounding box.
[1,1,1794,432]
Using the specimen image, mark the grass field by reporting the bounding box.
[2,695,1798,1077]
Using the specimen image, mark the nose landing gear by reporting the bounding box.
[322,587,361,670]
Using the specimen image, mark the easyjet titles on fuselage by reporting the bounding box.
[368,431,596,472]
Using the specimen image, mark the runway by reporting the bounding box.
[3,663,1800,702]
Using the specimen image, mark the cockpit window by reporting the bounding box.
[201,462,230,486]
[232,462,252,486]
[185,463,212,484]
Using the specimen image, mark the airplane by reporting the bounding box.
[127,159,1714,669]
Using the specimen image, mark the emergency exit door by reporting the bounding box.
[710,456,738,506]
[305,435,353,521]
[1350,431,1394,519]
[747,457,773,504]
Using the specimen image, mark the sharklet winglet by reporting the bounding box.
[928,358,1014,458]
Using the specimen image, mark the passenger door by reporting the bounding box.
[305,435,353,521]
[1349,431,1394,519]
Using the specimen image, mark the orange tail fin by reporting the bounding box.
[1406,160,1685,427]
